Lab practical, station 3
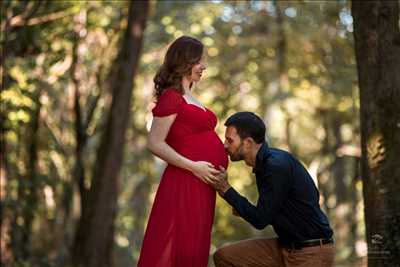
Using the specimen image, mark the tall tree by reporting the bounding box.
[72,1,150,267]
[352,1,400,266]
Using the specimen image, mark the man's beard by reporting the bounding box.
[229,142,244,161]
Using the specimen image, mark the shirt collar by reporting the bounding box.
[252,142,270,174]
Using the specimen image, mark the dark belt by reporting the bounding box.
[283,238,334,250]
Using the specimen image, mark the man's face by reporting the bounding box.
[224,126,245,161]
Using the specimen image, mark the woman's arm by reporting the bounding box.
[147,115,219,183]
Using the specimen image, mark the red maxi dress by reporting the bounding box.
[137,88,228,267]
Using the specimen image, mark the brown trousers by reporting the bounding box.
[213,238,335,267]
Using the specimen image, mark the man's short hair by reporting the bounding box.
[224,112,266,144]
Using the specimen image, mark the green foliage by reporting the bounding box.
[1,1,364,267]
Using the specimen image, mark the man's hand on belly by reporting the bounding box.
[209,166,231,196]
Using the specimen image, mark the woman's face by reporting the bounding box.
[188,58,206,82]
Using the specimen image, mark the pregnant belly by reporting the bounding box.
[173,131,229,169]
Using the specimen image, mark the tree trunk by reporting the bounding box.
[71,8,90,230]
[71,1,149,267]
[7,88,42,262]
[348,157,360,259]
[331,116,347,204]
[22,89,42,259]
[271,0,296,154]
[352,1,400,266]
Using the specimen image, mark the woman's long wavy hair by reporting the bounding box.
[154,36,204,100]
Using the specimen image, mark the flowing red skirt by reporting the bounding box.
[138,131,228,267]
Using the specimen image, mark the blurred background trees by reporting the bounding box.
[2,0,397,266]
[352,1,400,266]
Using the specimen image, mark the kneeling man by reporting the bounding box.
[210,112,335,267]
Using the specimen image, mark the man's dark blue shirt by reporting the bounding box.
[223,142,333,245]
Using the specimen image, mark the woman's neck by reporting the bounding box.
[182,77,192,94]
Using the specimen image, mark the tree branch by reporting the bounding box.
[2,7,76,32]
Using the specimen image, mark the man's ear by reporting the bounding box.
[243,137,255,148]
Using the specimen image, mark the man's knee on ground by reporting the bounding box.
[213,247,231,264]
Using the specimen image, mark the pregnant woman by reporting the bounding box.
[137,36,228,267]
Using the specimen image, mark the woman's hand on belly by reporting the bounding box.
[189,161,221,185]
